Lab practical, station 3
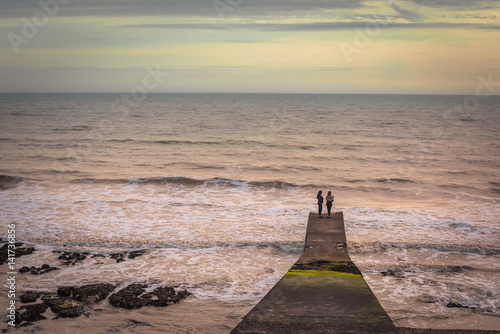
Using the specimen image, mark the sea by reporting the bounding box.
[0,93,499,333]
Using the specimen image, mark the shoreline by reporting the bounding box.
[2,241,499,332]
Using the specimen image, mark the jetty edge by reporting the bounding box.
[230,211,398,334]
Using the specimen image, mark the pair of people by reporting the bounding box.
[317,190,334,218]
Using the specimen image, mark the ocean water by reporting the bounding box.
[0,93,499,332]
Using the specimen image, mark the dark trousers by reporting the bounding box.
[327,202,332,216]
[318,203,322,216]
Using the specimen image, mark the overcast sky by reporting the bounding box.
[0,0,499,93]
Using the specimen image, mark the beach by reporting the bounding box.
[1,93,499,332]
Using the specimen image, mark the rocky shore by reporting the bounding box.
[3,242,498,332]
[15,282,191,326]
[3,243,191,328]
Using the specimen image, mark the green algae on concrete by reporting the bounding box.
[285,269,363,279]
[292,260,362,275]
[231,211,398,334]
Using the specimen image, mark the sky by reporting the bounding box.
[0,0,499,94]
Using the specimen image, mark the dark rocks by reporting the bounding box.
[19,264,59,275]
[0,242,36,265]
[42,295,86,318]
[109,284,191,309]
[73,283,115,303]
[381,269,405,279]
[450,266,474,273]
[417,295,440,304]
[110,252,126,263]
[20,291,42,303]
[16,283,118,322]
[56,283,115,304]
[57,286,73,298]
[446,301,476,310]
[91,253,106,258]
[15,303,49,325]
[56,251,88,265]
[108,284,148,309]
[54,249,146,264]
[143,286,191,307]
[13,282,190,325]
[128,249,146,259]
[42,283,115,318]
[109,249,147,263]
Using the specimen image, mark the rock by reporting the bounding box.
[19,264,59,275]
[417,295,440,304]
[108,250,146,263]
[20,291,42,303]
[73,283,115,303]
[143,286,191,307]
[381,269,405,278]
[57,251,87,265]
[109,284,191,309]
[128,250,146,259]
[450,266,473,273]
[57,283,115,303]
[57,286,74,298]
[39,283,115,319]
[108,283,148,309]
[91,254,106,258]
[446,301,475,309]
[17,247,37,256]
[0,242,35,265]
[15,303,49,324]
[110,252,126,263]
[43,296,86,318]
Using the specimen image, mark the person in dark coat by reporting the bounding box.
[317,190,324,218]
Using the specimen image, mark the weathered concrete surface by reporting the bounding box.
[231,211,398,334]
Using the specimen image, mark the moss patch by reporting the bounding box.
[286,269,363,279]
[292,260,362,276]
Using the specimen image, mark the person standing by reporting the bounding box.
[317,191,324,218]
[326,191,334,218]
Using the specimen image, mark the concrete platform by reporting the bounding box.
[231,211,398,334]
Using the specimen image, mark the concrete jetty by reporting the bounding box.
[231,211,398,334]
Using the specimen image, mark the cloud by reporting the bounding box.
[118,21,500,31]
[443,13,498,20]
[412,0,500,9]
[0,0,366,18]
[388,2,424,21]
[222,39,281,44]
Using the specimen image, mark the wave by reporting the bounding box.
[52,125,93,132]
[107,138,316,150]
[72,176,299,189]
[0,174,25,190]
[6,238,304,255]
[348,241,500,256]
[343,178,414,184]
[375,178,414,183]
[359,263,500,275]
